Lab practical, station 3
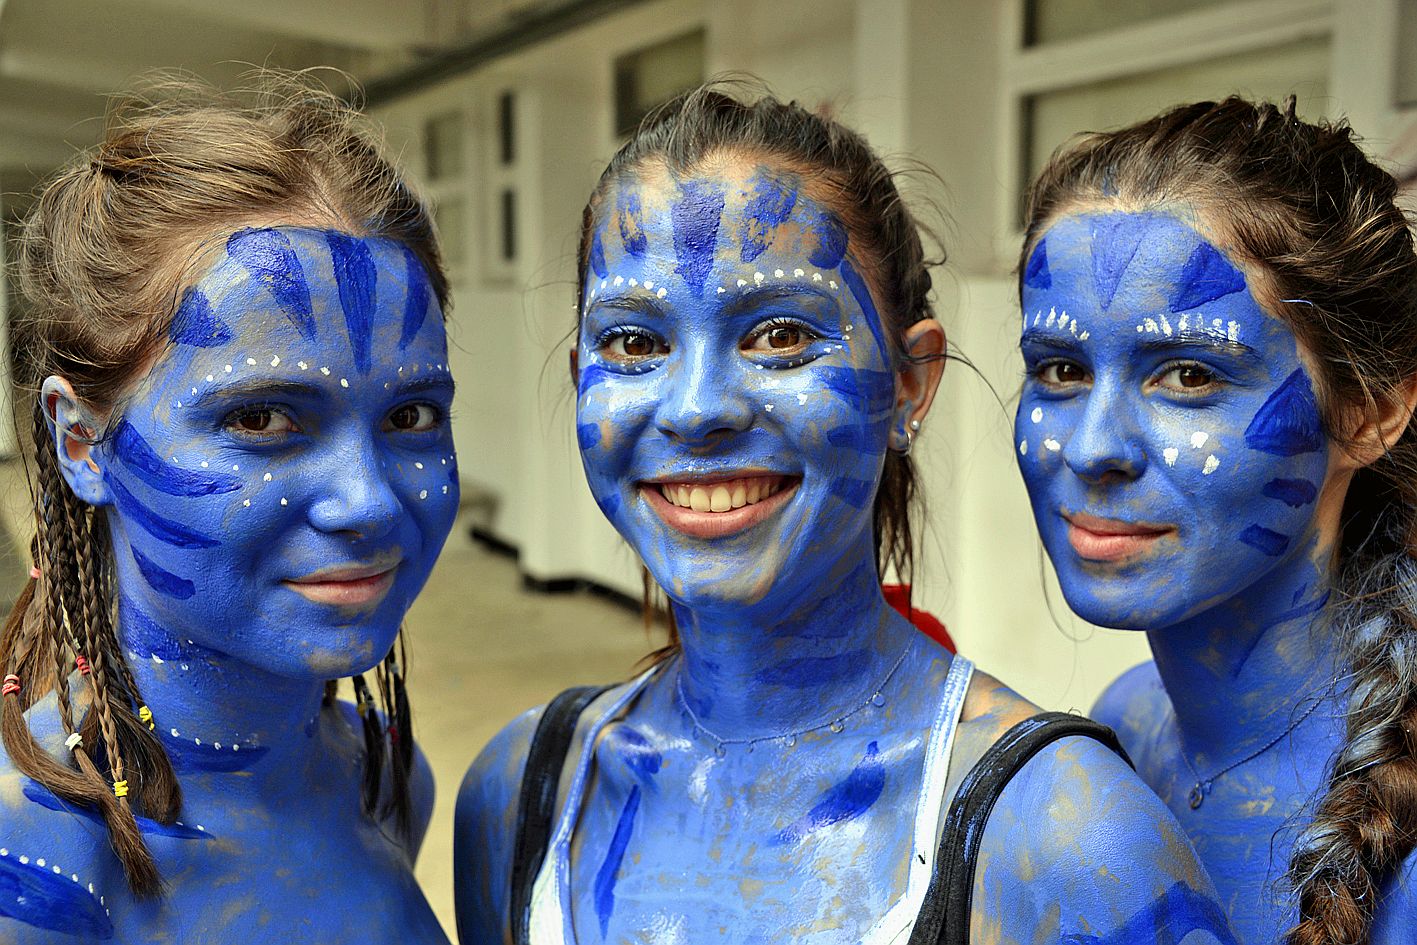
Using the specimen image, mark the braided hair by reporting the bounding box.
[4,71,445,893]
[1020,96,1417,945]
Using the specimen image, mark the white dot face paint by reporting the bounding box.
[1013,211,1331,631]
[97,227,461,681]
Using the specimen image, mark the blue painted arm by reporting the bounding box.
[454,705,543,945]
[979,735,1236,944]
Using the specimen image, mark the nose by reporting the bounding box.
[654,344,755,445]
[306,441,402,540]
[1061,380,1148,485]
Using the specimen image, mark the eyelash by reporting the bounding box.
[223,404,299,440]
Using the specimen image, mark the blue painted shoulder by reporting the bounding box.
[1090,660,1163,752]
[454,703,545,945]
[331,698,436,857]
[0,714,117,942]
[983,735,1235,944]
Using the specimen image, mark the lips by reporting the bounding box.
[282,563,398,607]
[1064,512,1175,562]
[641,474,799,539]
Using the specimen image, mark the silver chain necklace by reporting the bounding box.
[1179,697,1323,809]
[674,648,910,757]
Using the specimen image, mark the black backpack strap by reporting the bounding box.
[510,684,612,945]
[908,712,1132,945]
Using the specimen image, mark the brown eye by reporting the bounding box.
[387,403,439,432]
[1040,362,1088,385]
[766,326,801,349]
[620,333,656,357]
[227,408,296,435]
[1158,363,1218,392]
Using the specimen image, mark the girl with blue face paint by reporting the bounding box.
[457,87,1233,945]
[1014,97,1417,944]
[0,78,458,943]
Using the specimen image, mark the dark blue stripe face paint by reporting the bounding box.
[226,228,316,340]
[739,170,798,262]
[829,476,875,509]
[326,231,377,374]
[618,191,648,257]
[24,780,212,839]
[594,784,641,936]
[1023,240,1051,289]
[588,227,609,278]
[107,476,220,549]
[671,179,725,296]
[805,209,847,269]
[1262,478,1318,507]
[1244,369,1325,456]
[111,421,242,497]
[577,422,601,450]
[130,545,196,599]
[1169,241,1247,311]
[1089,214,1150,310]
[398,246,430,350]
[773,741,885,845]
[1239,524,1290,557]
[168,288,232,347]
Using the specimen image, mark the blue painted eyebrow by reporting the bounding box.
[1135,332,1260,360]
[1019,328,1084,352]
[583,294,665,321]
[392,375,457,397]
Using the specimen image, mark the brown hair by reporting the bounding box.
[1021,96,1417,945]
[575,84,943,647]
[4,71,448,894]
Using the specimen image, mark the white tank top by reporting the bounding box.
[528,654,976,945]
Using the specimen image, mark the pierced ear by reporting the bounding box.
[40,376,110,507]
[893,318,947,436]
[1344,374,1417,469]
[569,347,580,388]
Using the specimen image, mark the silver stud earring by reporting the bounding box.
[909,419,921,432]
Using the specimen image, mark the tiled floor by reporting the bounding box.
[0,458,652,941]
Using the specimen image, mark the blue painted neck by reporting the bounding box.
[1145,529,1341,764]
[117,596,328,779]
[672,539,915,739]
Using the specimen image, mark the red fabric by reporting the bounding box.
[882,584,956,653]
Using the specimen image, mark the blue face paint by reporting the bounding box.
[0,847,115,939]
[96,227,459,681]
[1015,211,1331,630]
[169,288,233,347]
[576,164,895,618]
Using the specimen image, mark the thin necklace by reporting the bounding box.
[674,648,910,757]
[1179,697,1323,809]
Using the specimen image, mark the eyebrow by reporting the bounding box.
[583,294,666,321]
[1020,327,1260,359]
[584,283,838,321]
[184,378,327,410]
[391,375,457,397]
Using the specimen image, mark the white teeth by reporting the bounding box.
[658,477,787,512]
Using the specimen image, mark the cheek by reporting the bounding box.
[1013,396,1071,472]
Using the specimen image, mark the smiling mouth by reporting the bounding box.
[282,565,398,607]
[1064,512,1176,563]
[641,474,799,538]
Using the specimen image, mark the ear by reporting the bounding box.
[892,319,947,441]
[41,376,111,507]
[1339,374,1417,470]
[569,347,580,389]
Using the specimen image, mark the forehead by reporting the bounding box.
[171,226,440,364]
[1024,211,1260,316]
[592,158,851,282]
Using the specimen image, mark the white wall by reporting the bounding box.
[372,0,1407,711]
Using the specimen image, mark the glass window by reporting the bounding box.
[1025,0,1236,45]
[424,111,465,182]
[1021,36,1330,209]
[613,30,705,137]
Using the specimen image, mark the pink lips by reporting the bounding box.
[283,564,397,607]
[641,474,800,539]
[1064,512,1175,562]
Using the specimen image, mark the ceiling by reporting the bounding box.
[0,0,556,205]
